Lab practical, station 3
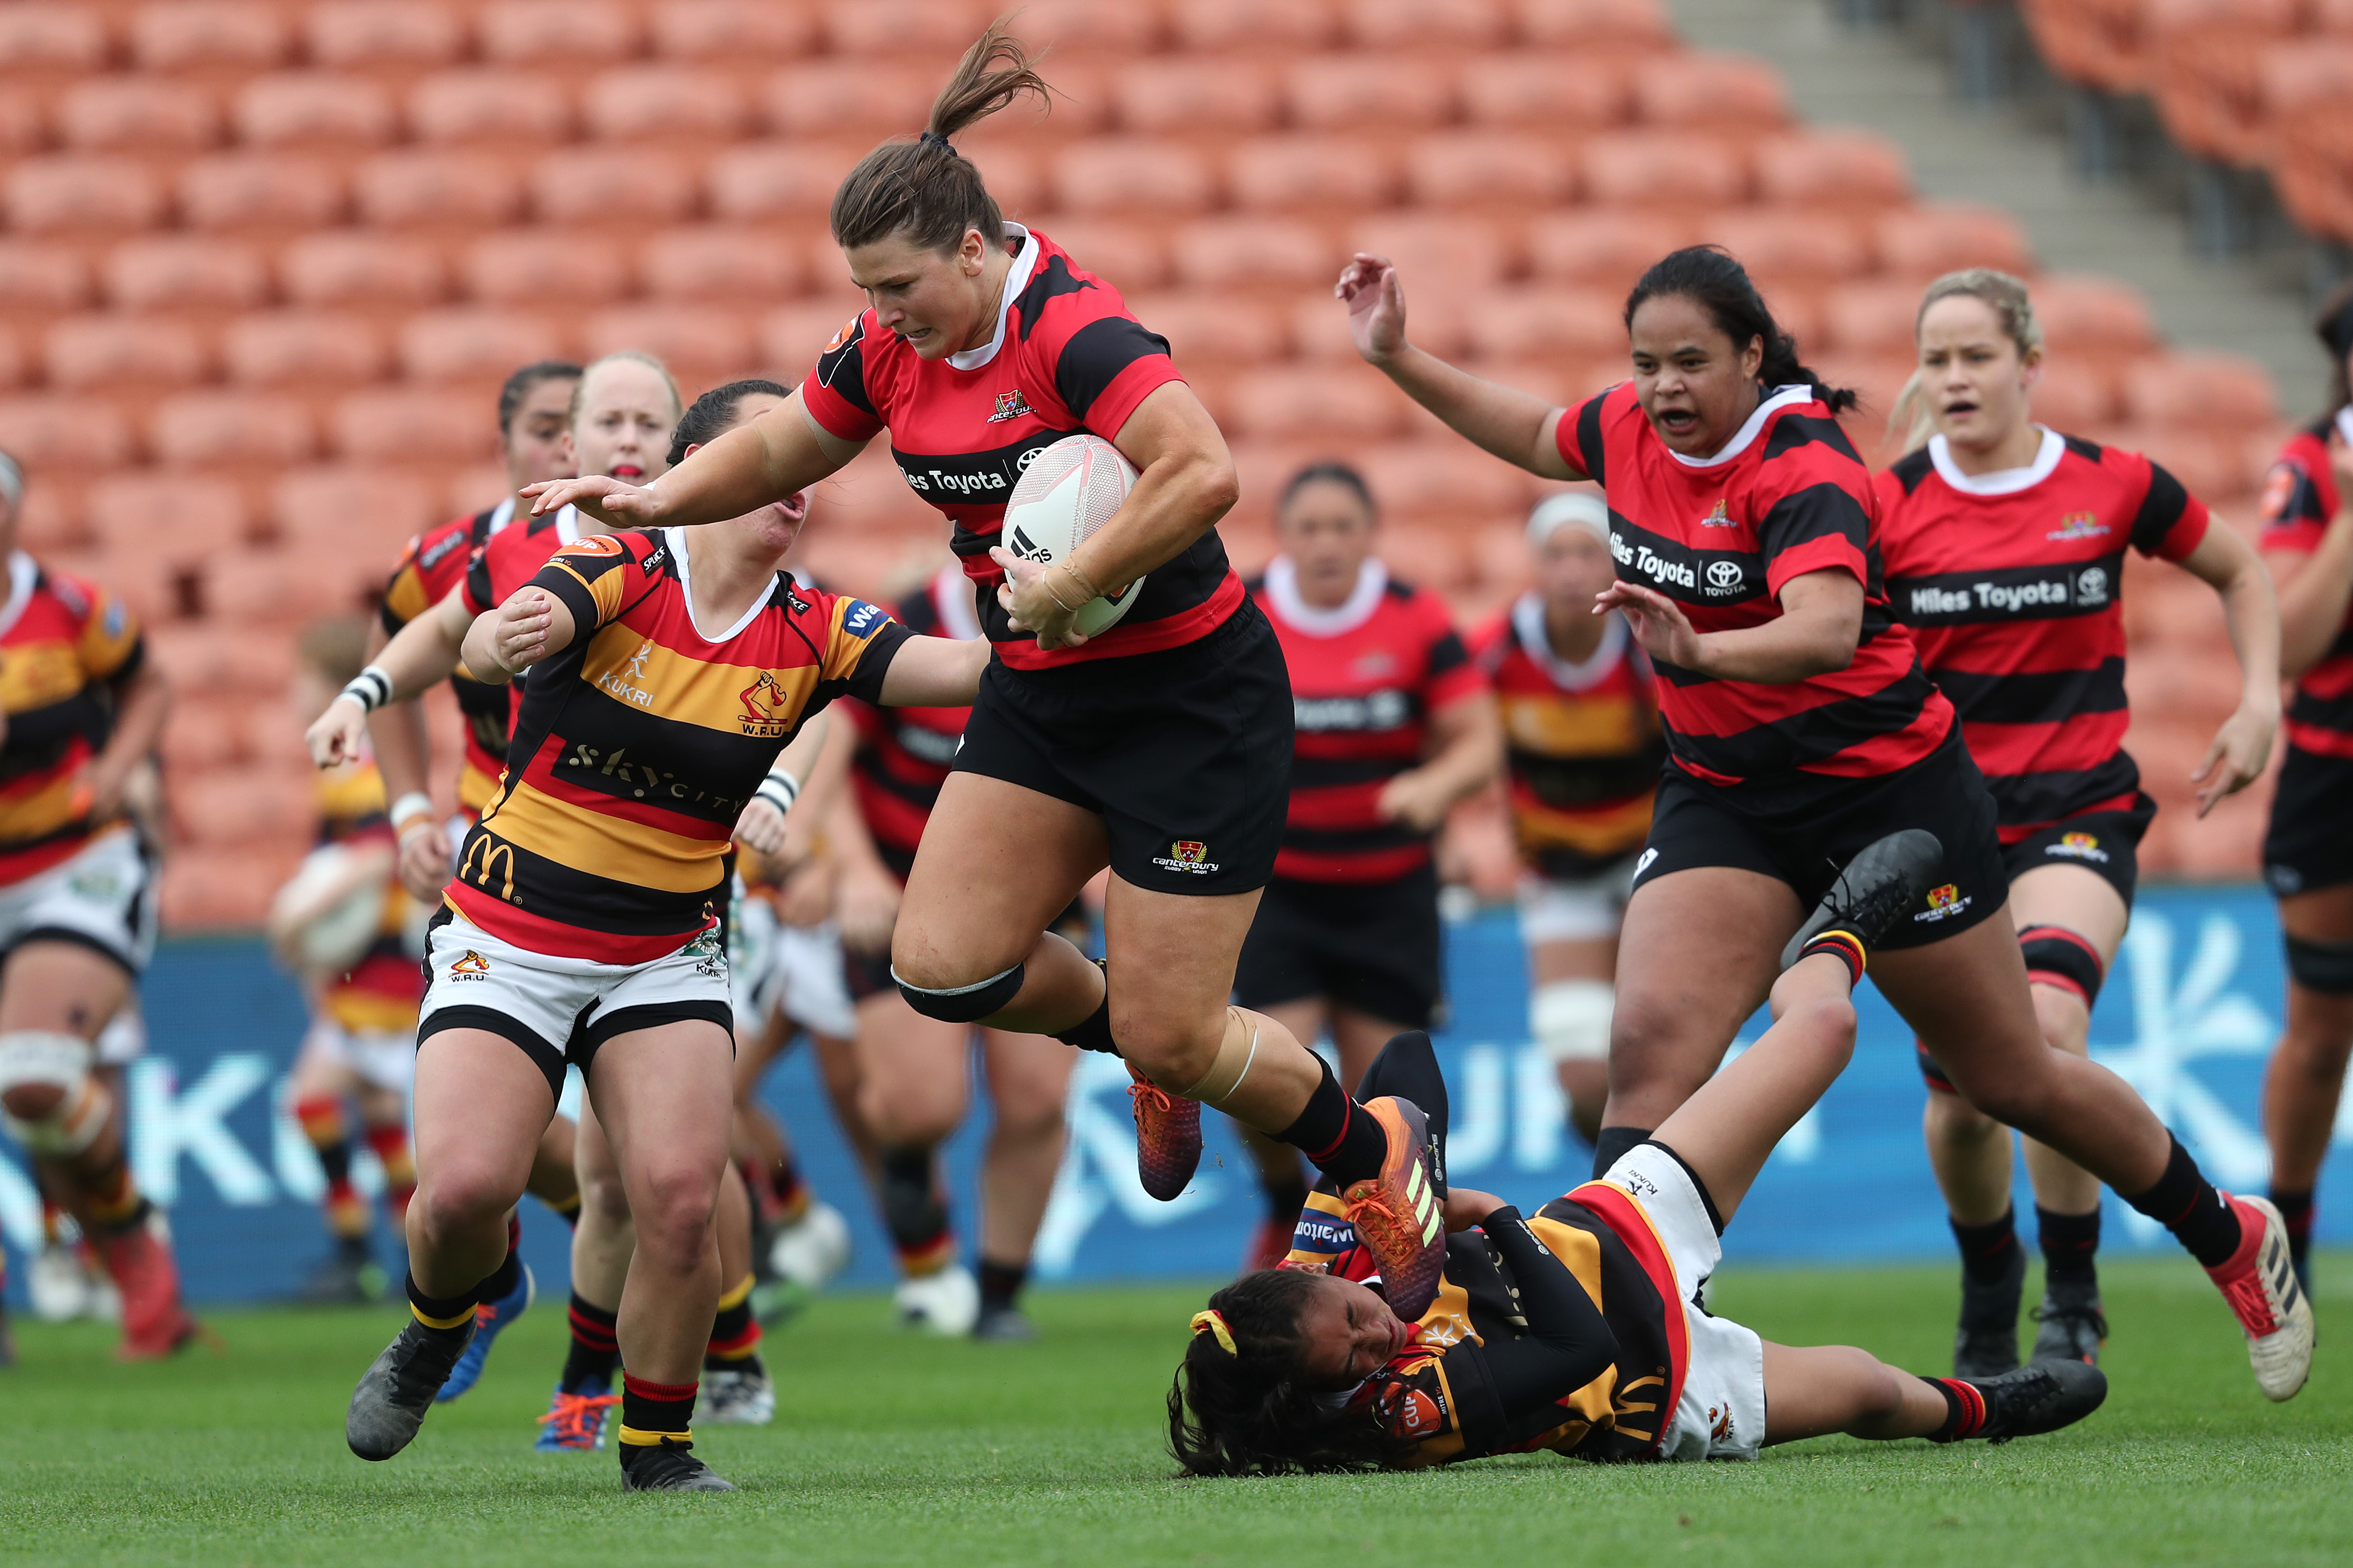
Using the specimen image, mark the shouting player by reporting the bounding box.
[525,25,1458,1318]
[1473,492,1665,1148]
[1232,462,1499,1269]
[1338,243,2312,1400]
[1879,268,2280,1373]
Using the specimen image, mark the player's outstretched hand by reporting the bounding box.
[990,545,1088,651]
[305,696,368,769]
[482,589,556,677]
[1595,580,1706,671]
[1337,253,1407,366]
[735,796,789,856]
[395,818,452,902]
[521,473,662,529]
[2192,699,2278,817]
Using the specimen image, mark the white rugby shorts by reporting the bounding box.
[0,825,158,977]
[1517,855,1639,946]
[731,888,858,1042]
[298,1016,416,1096]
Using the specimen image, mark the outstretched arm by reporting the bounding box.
[304,587,481,769]
[2176,519,2281,816]
[523,389,863,531]
[363,610,453,898]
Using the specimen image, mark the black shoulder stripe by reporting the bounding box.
[1574,396,1606,482]
[466,546,493,610]
[1761,412,1861,463]
[1013,254,1099,342]
[814,316,876,419]
[1887,446,1935,496]
[1241,575,1265,595]
[2129,461,2192,555]
[1383,577,1415,601]
[1055,316,1171,425]
[2061,432,2104,463]
[1427,627,1470,675]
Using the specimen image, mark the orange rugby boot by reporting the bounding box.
[1129,1065,1202,1202]
[1339,1097,1447,1322]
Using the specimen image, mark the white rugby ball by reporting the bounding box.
[271,843,389,975]
[1001,434,1144,636]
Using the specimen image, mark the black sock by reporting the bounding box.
[1273,1059,1387,1191]
[475,1217,523,1304]
[562,1293,622,1392]
[878,1146,951,1258]
[616,1372,696,1467]
[2271,1187,2315,1263]
[1262,1166,1309,1224]
[2123,1135,2242,1269]
[404,1271,477,1336]
[1053,977,1118,1055]
[704,1275,759,1371]
[548,1192,582,1231]
[978,1256,1027,1312]
[1951,1207,2020,1286]
[2036,1206,2100,1287]
[335,1232,374,1265]
[1591,1125,1651,1181]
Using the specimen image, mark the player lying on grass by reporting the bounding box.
[1169,831,2110,1473]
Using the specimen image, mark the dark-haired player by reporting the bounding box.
[2256,283,2353,1291]
[528,24,1459,1319]
[1879,269,2280,1374]
[1473,491,1665,1148]
[1338,242,2312,1400]
[1232,462,1498,1270]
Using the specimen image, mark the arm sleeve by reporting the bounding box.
[1759,482,1874,595]
[1550,393,1605,482]
[1054,315,1183,439]
[1422,618,1487,708]
[531,536,637,635]
[816,597,912,707]
[2130,460,2211,562]
[1472,1206,1621,1423]
[799,314,886,444]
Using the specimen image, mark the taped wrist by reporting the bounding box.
[1531,981,1613,1063]
[2286,934,2353,995]
[2019,925,2105,1006]
[341,664,394,713]
[388,792,435,838]
[754,764,799,816]
[1178,1008,1262,1107]
[894,963,1024,1023]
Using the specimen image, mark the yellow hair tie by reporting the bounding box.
[1189,1309,1237,1355]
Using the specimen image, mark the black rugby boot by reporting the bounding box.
[1943,1359,2109,1444]
[2030,1278,2109,1366]
[1781,829,1946,971]
[347,1316,473,1460]
[621,1439,737,1492]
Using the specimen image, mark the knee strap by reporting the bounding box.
[0,1029,110,1155]
[893,962,1025,1023]
[1178,1008,1261,1107]
[1531,981,1614,1064]
[2286,934,2353,995]
[2019,925,2105,1006]
[0,1029,92,1097]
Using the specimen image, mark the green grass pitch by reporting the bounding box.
[5,1255,2351,1567]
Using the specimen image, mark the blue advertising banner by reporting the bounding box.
[0,883,2325,1306]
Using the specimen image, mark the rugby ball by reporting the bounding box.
[270,843,390,975]
[1000,434,1144,636]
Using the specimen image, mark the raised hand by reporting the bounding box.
[1336,252,1408,365]
[521,473,661,529]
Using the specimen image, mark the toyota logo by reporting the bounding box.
[1704,559,1743,591]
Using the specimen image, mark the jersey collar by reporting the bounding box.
[1264,553,1387,637]
[930,563,981,639]
[1512,589,1628,690]
[1666,384,1815,470]
[667,527,775,645]
[946,223,1038,373]
[553,504,585,545]
[0,551,35,640]
[486,495,516,532]
[1928,426,2065,496]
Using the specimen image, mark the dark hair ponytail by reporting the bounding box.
[668,377,790,466]
[496,358,581,436]
[1624,246,1859,415]
[1166,1270,1416,1477]
[829,19,1053,254]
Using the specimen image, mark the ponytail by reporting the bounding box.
[1624,246,1858,415]
[1888,268,2043,455]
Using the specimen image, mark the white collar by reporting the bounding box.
[1666,384,1815,470]
[1512,590,1628,690]
[930,563,981,640]
[1928,426,2065,496]
[487,495,516,531]
[946,223,1037,373]
[1264,555,1387,637]
[553,504,584,546]
[0,551,36,640]
[666,526,773,645]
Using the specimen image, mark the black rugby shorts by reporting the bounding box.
[1232,863,1444,1030]
[2264,744,2353,898]
[2001,793,2153,909]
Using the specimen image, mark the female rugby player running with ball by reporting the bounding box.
[1878,270,2279,1375]
[1338,244,2312,1400]
[526,26,1459,1318]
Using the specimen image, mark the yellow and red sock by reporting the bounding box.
[772,1159,809,1226]
[405,1271,477,1336]
[297,1095,367,1236]
[617,1373,697,1456]
[82,1158,145,1232]
[703,1274,762,1371]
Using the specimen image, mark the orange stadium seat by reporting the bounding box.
[158,691,255,772]
[2020,0,2154,97]
[1169,216,1339,291]
[651,0,821,60]
[1582,132,1748,207]
[1053,140,1217,215]
[1287,289,1394,362]
[45,315,210,390]
[707,142,848,221]
[2031,360,2121,431]
[278,232,448,307]
[463,231,630,305]
[1114,60,1282,135]
[2143,0,2300,169]
[532,148,697,223]
[1352,215,1511,292]
[104,237,271,311]
[328,386,491,462]
[179,153,349,230]
[1228,136,1397,213]
[89,473,251,557]
[172,764,313,845]
[824,0,988,58]
[1354,440,1535,519]
[305,2,468,69]
[2033,274,2157,357]
[0,397,136,469]
[270,464,438,550]
[760,302,863,376]
[1170,0,1341,54]
[1347,0,1510,50]
[478,0,643,65]
[221,311,389,385]
[1518,0,1676,50]
[0,330,20,391]
[130,2,292,71]
[1125,292,1286,366]
[1633,53,1791,131]
[2122,353,2279,430]
[0,5,110,74]
[0,93,41,157]
[1459,54,1631,130]
[443,462,514,517]
[58,79,221,151]
[1702,208,1871,288]
[1459,286,1630,362]
[233,73,398,148]
[1227,365,1412,440]
[583,304,750,370]
[1018,0,1168,57]
[1287,55,1458,130]
[1040,218,1169,288]
[1408,132,1578,209]
[641,226,803,302]
[399,308,567,382]
[1824,281,1928,357]
[585,65,751,141]
[356,149,524,226]
[408,69,574,144]
[759,63,934,138]
[203,548,321,628]
[1753,129,1913,209]
[6,156,167,233]
[150,392,317,469]
[1525,210,1694,285]
[2258,43,2353,243]
[1875,203,2036,281]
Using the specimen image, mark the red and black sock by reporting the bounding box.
[703,1274,763,1376]
[770,1157,809,1225]
[616,1372,696,1470]
[562,1293,622,1392]
[1924,1376,1988,1442]
[1951,1207,2019,1286]
[880,1146,952,1269]
[2124,1135,2242,1269]
[2271,1186,2314,1268]
[2037,1205,2100,1287]
[978,1257,1028,1314]
[1275,1059,1387,1191]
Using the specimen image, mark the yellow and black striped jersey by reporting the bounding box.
[0,551,144,882]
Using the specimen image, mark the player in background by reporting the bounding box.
[1231,463,1499,1271]
[1879,270,2280,1375]
[527,27,1459,1321]
[0,449,191,1358]
[271,619,427,1304]
[313,418,989,1493]
[1170,836,2107,1473]
[2255,283,2353,1291]
[1339,243,2312,1400]
[1472,492,1665,1151]
[825,559,1081,1338]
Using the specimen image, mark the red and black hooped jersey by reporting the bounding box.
[1555,383,1952,787]
[381,498,519,815]
[1472,596,1665,879]
[1286,1185,1681,1466]
[1249,558,1484,883]
[2260,420,2353,757]
[1879,429,2210,837]
[799,223,1243,672]
[0,552,145,883]
[449,527,908,963]
[311,758,424,1027]
[844,565,977,882]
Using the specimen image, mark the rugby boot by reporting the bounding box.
[1340,1097,1447,1322]
[1952,1242,2024,1379]
[347,1317,474,1459]
[94,1215,200,1362]
[971,1304,1039,1342]
[694,1364,776,1425]
[1780,829,1946,971]
[2204,1194,2314,1401]
[895,1262,980,1336]
[435,1262,534,1404]
[2029,1279,2108,1366]
[620,1438,736,1493]
[536,1382,620,1452]
[1937,1358,2108,1444]
[1130,1065,1203,1202]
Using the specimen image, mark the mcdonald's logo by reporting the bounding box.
[460,835,517,902]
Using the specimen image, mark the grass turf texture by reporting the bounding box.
[4,1257,2350,1567]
